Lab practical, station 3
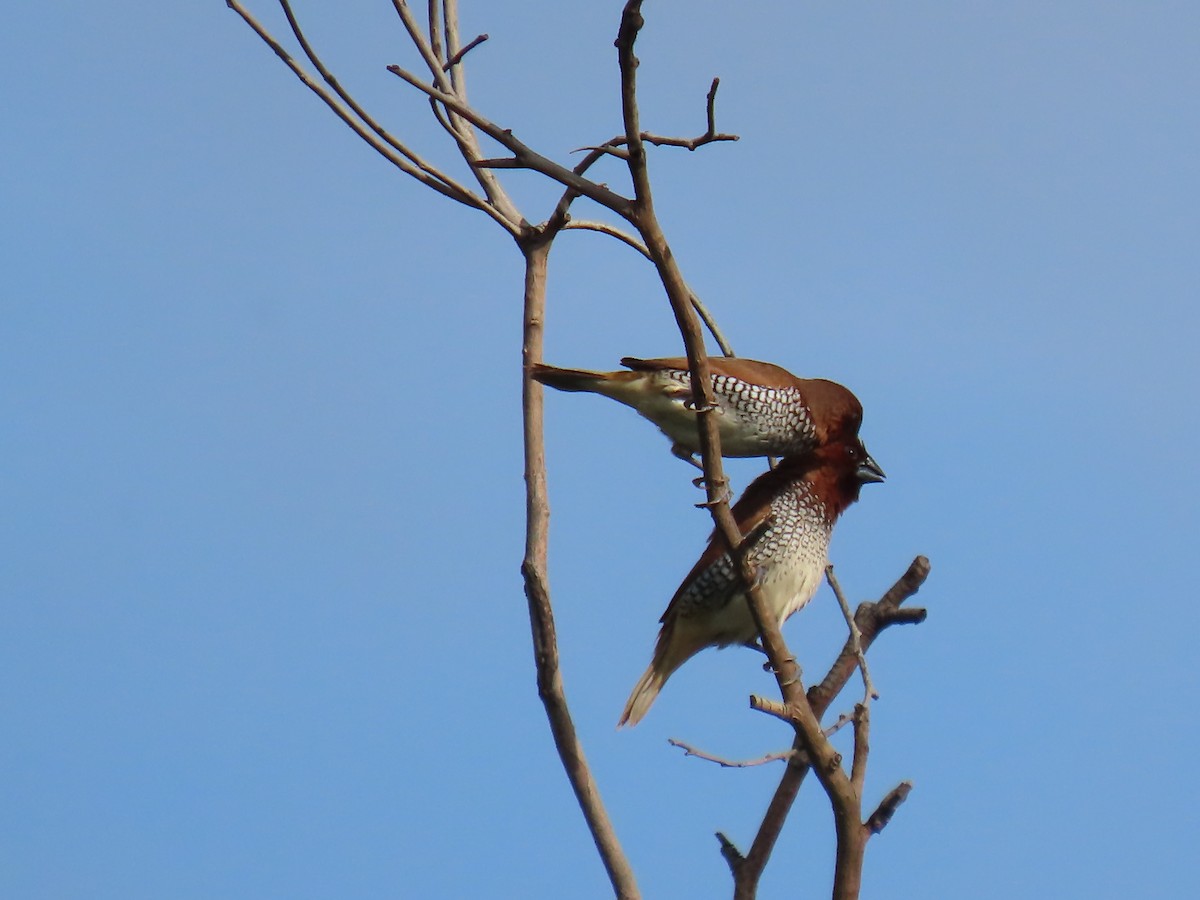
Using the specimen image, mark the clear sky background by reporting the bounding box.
[3,2,1198,898]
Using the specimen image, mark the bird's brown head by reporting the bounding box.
[780,436,885,523]
[804,379,866,447]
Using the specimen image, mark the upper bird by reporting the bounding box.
[531,357,862,465]
[618,437,885,727]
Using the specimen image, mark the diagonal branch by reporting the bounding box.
[616,13,877,894]
[386,65,634,216]
[227,0,522,234]
[826,564,878,704]
[444,31,488,70]
[389,0,522,221]
[866,781,913,836]
[733,557,931,899]
[272,0,507,220]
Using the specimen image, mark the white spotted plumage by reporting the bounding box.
[618,439,884,727]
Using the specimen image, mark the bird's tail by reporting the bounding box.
[529,362,610,393]
[617,663,666,728]
[618,620,704,728]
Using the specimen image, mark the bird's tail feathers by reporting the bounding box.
[530,363,609,393]
[618,622,701,728]
[617,664,665,728]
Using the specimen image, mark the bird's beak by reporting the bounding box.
[857,453,886,484]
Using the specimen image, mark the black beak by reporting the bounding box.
[857,452,886,484]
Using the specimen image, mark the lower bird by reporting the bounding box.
[531,357,862,465]
[618,438,885,727]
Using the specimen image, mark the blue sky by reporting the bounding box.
[3,2,1198,897]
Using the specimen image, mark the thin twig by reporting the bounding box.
[226,0,521,235]
[274,1,495,214]
[388,0,520,219]
[749,695,790,723]
[705,78,720,136]
[444,32,488,70]
[668,738,796,768]
[562,220,651,257]
[572,143,633,161]
[427,0,444,66]
[640,130,739,150]
[690,291,735,357]
[473,157,524,169]
[716,832,745,876]
[386,64,634,215]
[826,564,878,703]
[849,703,869,796]
[391,0,452,89]
[866,781,913,836]
[823,711,854,737]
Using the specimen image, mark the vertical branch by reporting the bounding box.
[615,1,728,515]
[442,0,464,92]
[427,0,444,65]
[519,236,640,900]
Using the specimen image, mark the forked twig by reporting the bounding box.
[826,564,878,703]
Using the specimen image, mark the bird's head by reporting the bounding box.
[804,379,866,446]
[790,436,885,522]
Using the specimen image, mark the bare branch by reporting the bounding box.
[444,32,488,70]
[555,220,734,355]
[849,703,869,796]
[735,557,931,897]
[668,738,796,769]
[473,157,524,169]
[572,143,632,161]
[226,0,522,235]
[388,1,522,220]
[824,711,854,738]
[640,129,739,150]
[386,65,634,215]
[637,77,739,150]
[441,1,466,91]
[519,241,640,899]
[866,781,913,836]
[690,292,735,358]
[272,1,503,215]
[615,13,877,899]
[390,0,452,88]
[614,16,874,896]
[749,694,791,723]
[427,0,444,67]
[706,78,721,137]
[716,832,745,877]
[826,564,878,704]
[562,220,651,257]
[809,557,930,715]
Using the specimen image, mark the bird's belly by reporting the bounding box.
[639,399,779,457]
[708,553,827,647]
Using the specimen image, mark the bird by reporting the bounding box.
[531,357,863,466]
[618,438,885,727]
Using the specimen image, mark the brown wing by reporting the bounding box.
[658,459,813,623]
[620,356,805,391]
